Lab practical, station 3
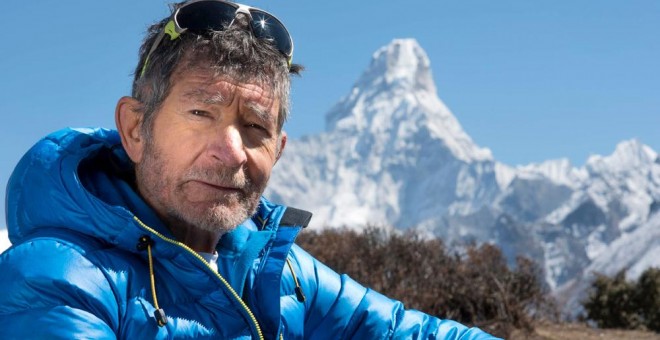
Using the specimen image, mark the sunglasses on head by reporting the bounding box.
[140,0,294,78]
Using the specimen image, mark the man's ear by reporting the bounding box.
[275,131,287,164]
[115,96,146,163]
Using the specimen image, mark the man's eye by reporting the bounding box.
[246,123,274,139]
[190,110,209,117]
[247,123,266,131]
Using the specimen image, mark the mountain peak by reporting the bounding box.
[586,139,658,174]
[357,38,436,94]
[323,39,491,163]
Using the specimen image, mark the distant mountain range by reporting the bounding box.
[265,39,660,316]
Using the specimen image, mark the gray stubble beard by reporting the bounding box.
[136,138,266,235]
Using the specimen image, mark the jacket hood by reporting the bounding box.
[7,128,148,250]
[5,128,285,256]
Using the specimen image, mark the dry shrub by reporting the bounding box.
[583,267,660,332]
[296,227,557,338]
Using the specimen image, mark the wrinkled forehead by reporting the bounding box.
[171,63,279,114]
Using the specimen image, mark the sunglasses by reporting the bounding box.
[140,0,293,78]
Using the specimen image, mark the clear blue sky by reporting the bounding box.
[1,1,659,226]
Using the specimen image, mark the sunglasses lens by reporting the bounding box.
[174,1,292,59]
[177,1,237,33]
[249,9,293,57]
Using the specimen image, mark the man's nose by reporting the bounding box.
[208,126,247,167]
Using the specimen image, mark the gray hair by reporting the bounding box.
[131,9,302,139]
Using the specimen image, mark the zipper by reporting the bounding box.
[133,216,264,340]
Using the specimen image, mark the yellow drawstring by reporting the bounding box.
[139,235,168,327]
[285,258,305,302]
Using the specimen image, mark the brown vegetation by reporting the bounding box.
[296,227,557,338]
[582,267,660,332]
[510,322,660,339]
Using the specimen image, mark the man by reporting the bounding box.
[0,1,498,338]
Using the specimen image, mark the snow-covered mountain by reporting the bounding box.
[268,39,499,231]
[266,38,660,315]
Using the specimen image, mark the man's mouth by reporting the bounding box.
[191,180,243,192]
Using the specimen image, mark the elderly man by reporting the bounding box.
[0,1,497,339]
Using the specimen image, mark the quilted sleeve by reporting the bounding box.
[288,244,500,340]
[0,238,118,339]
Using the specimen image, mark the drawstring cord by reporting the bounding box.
[132,216,264,339]
[136,233,301,330]
[138,235,168,327]
[260,215,305,304]
[285,258,306,303]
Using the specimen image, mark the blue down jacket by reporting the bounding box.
[0,128,497,339]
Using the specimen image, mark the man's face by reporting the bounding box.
[135,67,284,234]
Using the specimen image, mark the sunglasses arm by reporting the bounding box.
[139,20,186,78]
